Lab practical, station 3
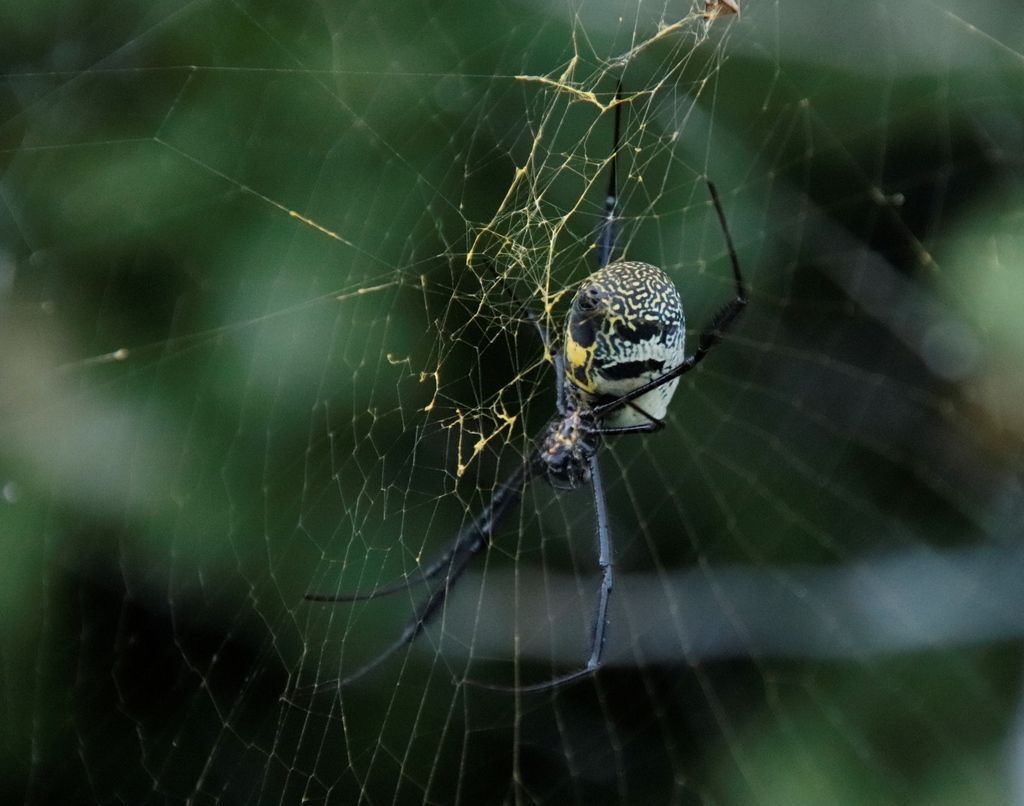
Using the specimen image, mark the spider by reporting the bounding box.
[305,87,747,694]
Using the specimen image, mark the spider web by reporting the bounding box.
[2,0,1023,803]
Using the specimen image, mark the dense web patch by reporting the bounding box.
[2,1,1023,804]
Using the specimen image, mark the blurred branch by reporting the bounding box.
[442,540,1024,665]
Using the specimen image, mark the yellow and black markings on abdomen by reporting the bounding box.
[563,261,686,426]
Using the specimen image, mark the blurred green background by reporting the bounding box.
[2,0,1023,804]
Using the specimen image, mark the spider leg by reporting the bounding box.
[696,181,748,356]
[596,82,624,270]
[591,179,748,420]
[585,450,613,671]
[467,451,613,693]
[298,462,531,694]
[304,469,525,603]
[597,418,665,436]
[296,537,484,696]
[295,589,447,697]
[596,400,666,435]
[554,351,570,417]
[304,542,475,603]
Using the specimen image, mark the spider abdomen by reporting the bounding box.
[563,261,686,428]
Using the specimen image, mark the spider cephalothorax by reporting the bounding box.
[536,407,600,490]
